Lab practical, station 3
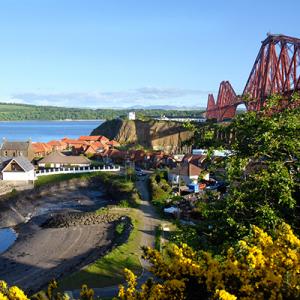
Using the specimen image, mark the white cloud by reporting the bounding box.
[10,87,213,108]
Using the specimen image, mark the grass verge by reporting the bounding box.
[155,225,163,251]
[59,209,142,290]
[34,172,105,188]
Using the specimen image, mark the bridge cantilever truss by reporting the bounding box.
[205,81,238,121]
[205,34,300,121]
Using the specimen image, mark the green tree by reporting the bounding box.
[196,104,300,250]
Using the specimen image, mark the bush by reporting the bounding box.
[119,200,130,208]
[155,225,163,250]
[149,173,172,208]
[118,223,300,300]
[115,222,126,235]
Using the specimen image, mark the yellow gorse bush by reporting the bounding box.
[0,223,299,300]
[0,281,29,300]
[118,223,300,299]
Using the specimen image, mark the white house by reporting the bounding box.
[192,149,232,157]
[0,156,36,182]
[128,111,136,120]
[168,163,203,185]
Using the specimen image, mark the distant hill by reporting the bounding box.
[0,102,205,121]
[127,105,206,110]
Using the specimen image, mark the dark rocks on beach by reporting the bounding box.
[41,211,121,228]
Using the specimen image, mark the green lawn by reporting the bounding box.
[59,209,142,290]
[34,172,107,188]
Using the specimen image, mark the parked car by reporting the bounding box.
[136,171,146,176]
[206,180,227,192]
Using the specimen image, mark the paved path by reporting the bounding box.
[71,177,170,299]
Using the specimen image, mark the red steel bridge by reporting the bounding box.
[205,34,300,121]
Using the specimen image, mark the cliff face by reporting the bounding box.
[91,119,194,152]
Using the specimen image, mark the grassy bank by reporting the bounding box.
[34,172,104,188]
[59,209,142,289]
[35,172,140,207]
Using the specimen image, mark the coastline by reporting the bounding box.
[0,177,116,294]
[0,119,105,122]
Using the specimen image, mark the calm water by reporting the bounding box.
[0,120,104,142]
[0,228,17,254]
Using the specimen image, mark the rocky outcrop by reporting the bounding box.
[42,211,121,228]
[91,119,194,152]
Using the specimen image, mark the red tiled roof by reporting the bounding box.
[63,139,88,145]
[79,135,102,141]
[92,141,108,149]
[100,149,127,158]
[78,135,110,143]
[85,145,97,154]
[170,162,202,177]
[48,140,61,146]
[183,154,207,166]
[106,140,120,147]
[32,142,52,154]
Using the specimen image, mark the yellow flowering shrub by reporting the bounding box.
[117,268,186,300]
[0,223,299,300]
[215,289,237,300]
[79,284,94,300]
[0,292,8,300]
[117,223,300,299]
[0,281,29,300]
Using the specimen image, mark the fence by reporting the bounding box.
[35,165,120,177]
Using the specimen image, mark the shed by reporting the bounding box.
[0,156,36,182]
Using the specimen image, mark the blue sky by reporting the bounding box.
[0,0,299,108]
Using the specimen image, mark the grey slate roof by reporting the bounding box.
[38,151,91,164]
[0,156,34,172]
[0,141,31,151]
[12,156,34,171]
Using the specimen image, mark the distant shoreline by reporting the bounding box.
[0,119,105,122]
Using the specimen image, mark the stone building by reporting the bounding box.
[0,140,35,161]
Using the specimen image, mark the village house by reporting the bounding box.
[0,140,35,161]
[99,149,127,164]
[47,140,67,152]
[84,141,109,156]
[168,154,209,186]
[0,156,36,183]
[106,140,120,149]
[181,154,208,167]
[63,139,89,148]
[168,163,202,186]
[78,135,110,144]
[38,151,91,168]
[32,142,52,157]
[61,139,89,155]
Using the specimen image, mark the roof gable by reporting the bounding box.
[1,156,34,172]
[1,141,31,151]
